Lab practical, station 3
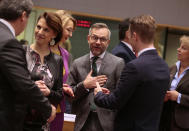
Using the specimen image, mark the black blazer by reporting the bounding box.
[24,45,63,106]
[0,22,52,131]
[112,41,136,64]
[95,50,170,131]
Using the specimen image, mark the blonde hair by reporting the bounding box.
[55,10,76,30]
[180,35,189,45]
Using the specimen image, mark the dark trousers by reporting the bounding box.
[81,111,104,131]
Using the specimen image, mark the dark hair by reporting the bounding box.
[0,0,33,21]
[130,15,156,43]
[37,12,63,44]
[119,18,130,40]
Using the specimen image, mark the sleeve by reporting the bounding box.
[94,62,139,110]
[0,39,52,120]
[67,61,89,100]
[48,56,63,105]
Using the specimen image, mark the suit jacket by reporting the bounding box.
[67,52,125,131]
[0,21,52,131]
[112,41,136,64]
[160,65,189,130]
[95,50,170,131]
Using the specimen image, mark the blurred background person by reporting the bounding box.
[112,18,136,64]
[23,12,63,131]
[160,35,189,131]
[50,10,77,131]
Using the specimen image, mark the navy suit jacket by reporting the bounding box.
[112,41,136,64]
[95,50,170,131]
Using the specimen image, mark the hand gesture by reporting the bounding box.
[63,84,74,97]
[166,90,179,101]
[83,70,107,89]
[47,105,56,123]
[35,80,50,96]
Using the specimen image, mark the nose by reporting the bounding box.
[69,32,72,37]
[177,47,181,52]
[96,38,101,44]
[38,28,43,34]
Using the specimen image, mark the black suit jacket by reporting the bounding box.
[95,50,170,131]
[0,21,52,131]
[112,41,136,64]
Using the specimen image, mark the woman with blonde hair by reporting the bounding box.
[160,35,189,131]
[50,10,77,131]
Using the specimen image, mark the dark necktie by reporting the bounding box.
[91,56,99,77]
[90,56,99,111]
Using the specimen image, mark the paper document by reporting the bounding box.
[64,113,76,122]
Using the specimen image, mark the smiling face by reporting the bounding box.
[62,20,74,43]
[34,18,56,45]
[87,27,110,56]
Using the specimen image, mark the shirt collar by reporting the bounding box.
[138,47,156,57]
[90,51,106,60]
[176,61,189,72]
[0,18,15,37]
[121,41,133,52]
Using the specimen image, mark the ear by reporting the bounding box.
[132,32,137,41]
[87,35,90,42]
[20,11,27,22]
[107,39,110,45]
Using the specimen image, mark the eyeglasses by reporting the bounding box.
[90,35,109,43]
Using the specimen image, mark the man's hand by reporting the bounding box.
[35,80,50,96]
[83,70,107,89]
[63,84,74,97]
[94,82,102,95]
[47,105,56,123]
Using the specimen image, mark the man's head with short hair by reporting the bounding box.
[88,23,111,56]
[130,15,156,44]
[119,18,130,41]
[0,0,33,21]
[89,23,111,40]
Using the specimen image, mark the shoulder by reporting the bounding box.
[51,52,63,63]
[73,54,89,63]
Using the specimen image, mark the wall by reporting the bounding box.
[33,0,189,27]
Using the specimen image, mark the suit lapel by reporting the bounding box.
[176,70,189,91]
[84,54,91,73]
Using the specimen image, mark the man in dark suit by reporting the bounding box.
[112,18,136,64]
[94,15,170,131]
[67,23,125,131]
[0,0,56,130]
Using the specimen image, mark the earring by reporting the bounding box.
[49,39,55,45]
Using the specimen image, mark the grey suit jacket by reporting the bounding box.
[67,52,125,131]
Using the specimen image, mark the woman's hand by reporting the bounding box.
[35,80,50,96]
[63,84,74,97]
[166,90,179,101]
